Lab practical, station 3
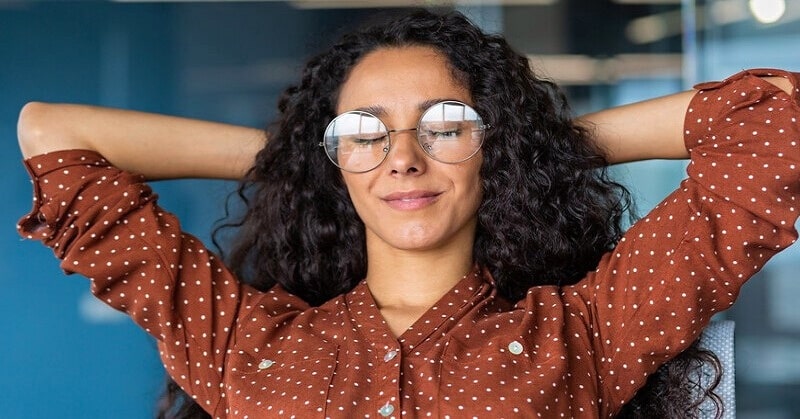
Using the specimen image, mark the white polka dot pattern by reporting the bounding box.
[17,68,800,418]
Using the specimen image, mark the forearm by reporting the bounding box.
[578,90,694,164]
[579,75,793,164]
[17,102,265,180]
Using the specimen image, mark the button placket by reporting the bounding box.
[373,344,402,419]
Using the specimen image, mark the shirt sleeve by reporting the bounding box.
[566,69,800,414]
[16,150,309,415]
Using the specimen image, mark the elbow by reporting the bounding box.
[18,101,54,159]
[17,102,85,159]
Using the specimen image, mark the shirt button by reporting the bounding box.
[384,349,398,362]
[258,359,275,370]
[378,402,395,417]
[508,341,524,355]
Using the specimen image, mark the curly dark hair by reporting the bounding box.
[156,9,721,419]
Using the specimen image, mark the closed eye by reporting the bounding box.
[423,129,462,139]
[351,135,388,145]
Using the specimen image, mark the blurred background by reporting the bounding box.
[1,0,798,417]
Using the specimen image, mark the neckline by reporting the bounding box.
[345,265,489,351]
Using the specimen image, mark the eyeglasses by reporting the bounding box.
[321,100,490,173]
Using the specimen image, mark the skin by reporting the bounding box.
[16,104,264,179]
[336,46,483,335]
[578,77,794,162]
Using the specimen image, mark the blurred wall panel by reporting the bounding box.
[0,2,360,418]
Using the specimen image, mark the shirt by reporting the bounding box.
[18,69,800,418]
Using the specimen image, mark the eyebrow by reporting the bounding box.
[352,98,463,116]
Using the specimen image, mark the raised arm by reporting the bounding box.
[15,104,292,414]
[570,69,800,415]
[17,102,265,180]
[580,76,794,164]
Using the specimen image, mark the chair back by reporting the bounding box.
[698,320,736,418]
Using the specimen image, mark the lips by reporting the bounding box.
[381,190,442,210]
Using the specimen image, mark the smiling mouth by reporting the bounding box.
[381,191,442,210]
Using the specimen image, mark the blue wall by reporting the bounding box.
[2,5,172,418]
[0,3,361,417]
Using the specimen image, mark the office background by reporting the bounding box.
[1,1,798,417]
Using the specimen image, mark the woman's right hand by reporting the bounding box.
[17,102,266,180]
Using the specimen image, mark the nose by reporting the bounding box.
[385,128,426,175]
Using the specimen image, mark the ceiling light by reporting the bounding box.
[748,0,786,23]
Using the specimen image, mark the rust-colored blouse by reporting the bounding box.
[18,69,800,418]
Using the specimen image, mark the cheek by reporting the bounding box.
[464,160,484,209]
[447,170,483,226]
[466,180,483,216]
[340,173,371,216]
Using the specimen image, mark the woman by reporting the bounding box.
[17,9,799,419]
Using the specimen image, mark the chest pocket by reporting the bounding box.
[437,334,560,418]
[226,339,339,418]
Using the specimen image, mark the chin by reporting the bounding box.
[389,236,440,251]
[382,226,445,251]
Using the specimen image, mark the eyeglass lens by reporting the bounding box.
[323,101,486,173]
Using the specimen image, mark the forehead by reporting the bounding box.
[336,46,472,114]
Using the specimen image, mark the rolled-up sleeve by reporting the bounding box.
[17,150,308,415]
[564,69,800,415]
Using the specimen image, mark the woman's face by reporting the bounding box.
[336,46,483,253]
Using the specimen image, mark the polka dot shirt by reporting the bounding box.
[18,69,800,418]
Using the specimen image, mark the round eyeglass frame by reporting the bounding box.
[319,100,490,173]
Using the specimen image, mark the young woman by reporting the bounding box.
[17,9,798,419]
